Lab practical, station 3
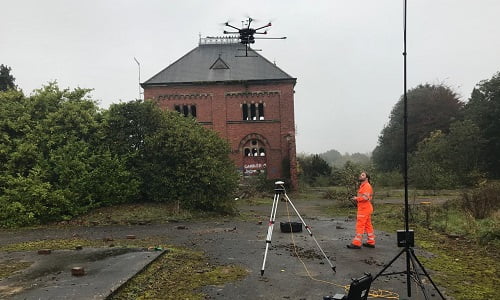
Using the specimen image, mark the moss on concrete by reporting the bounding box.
[0,260,32,279]
[109,247,248,300]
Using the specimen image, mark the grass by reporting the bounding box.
[0,260,32,279]
[325,200,499,300]
[109,247,248,300]
[0,236,169,252]
[66,203,194,226]
[416,230,498,300]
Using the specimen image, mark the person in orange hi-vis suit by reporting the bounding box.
[347,171,375,249]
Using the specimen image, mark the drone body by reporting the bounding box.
[223,18,285,57]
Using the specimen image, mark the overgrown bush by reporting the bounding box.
[0,85,138,227]
[375,171,404,187]
[237,172,276,199]
[476,215,500,246]
[297,154,331,186]
[461,182,500,219]
[103,100,239,211]
[322,189,354,208]
[0,86,239,227]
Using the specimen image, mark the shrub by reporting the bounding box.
[476,216,500,246]
[372,171,403,187]
[323,189,353,208]
[461,182,500,219]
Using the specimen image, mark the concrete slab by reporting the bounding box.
[0,248,164,299]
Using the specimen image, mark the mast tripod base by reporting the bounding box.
[373,244,445,299]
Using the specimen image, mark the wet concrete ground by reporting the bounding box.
[0,196,452,299]
[0,248,163,299]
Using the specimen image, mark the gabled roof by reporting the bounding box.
[142,42,295,86]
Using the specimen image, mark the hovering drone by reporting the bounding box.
[223,17,286,57]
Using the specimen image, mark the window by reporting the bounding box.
[244,139,266,157]
[242,103,248,120]
[242,102,264,120]
[174,104,196,118]
[258,103,264,120]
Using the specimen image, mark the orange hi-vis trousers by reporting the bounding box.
[351,182,375,246]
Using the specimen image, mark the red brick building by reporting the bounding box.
[142,37,297,189]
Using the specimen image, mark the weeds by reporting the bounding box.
[461,182,500,219]
[109,248,247,300]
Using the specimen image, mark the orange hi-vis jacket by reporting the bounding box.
[355,181,373,214]
[351,180,375,246]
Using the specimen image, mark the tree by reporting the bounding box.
[0,64,16,91]
[319,149,371,168]
[409,120,485,189]
[409,130,452,189]
[103,100,239,210]
[464,72,500,177]
[0,83,138,226]
[373,84,463,172]
[320,149,343,167]
[444,120,485,185]
[297,154,332,186]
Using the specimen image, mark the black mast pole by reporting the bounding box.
[373,3,446,298]
[403,0,412,296]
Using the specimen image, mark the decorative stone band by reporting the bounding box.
[225,91,280,98]
[156,93,211,100]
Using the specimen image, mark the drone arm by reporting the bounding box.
[254,22,272,31]
[225,23,241,31]
[255,37,287,39]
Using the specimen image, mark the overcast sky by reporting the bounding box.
[2,1,500,155]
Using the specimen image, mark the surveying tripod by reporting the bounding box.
[260,181,336,276]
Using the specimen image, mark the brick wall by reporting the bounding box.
[144,81,297,189]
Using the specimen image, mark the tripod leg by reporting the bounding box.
[409,248,446,300]
[406,247,412,297]
[261,192,280,276]
[408,251,430,300]
[282,193,336,273]
[373,247,406,281]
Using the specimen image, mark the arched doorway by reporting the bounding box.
[239,134,269,176]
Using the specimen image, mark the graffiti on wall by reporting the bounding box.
[243,163,267,175]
